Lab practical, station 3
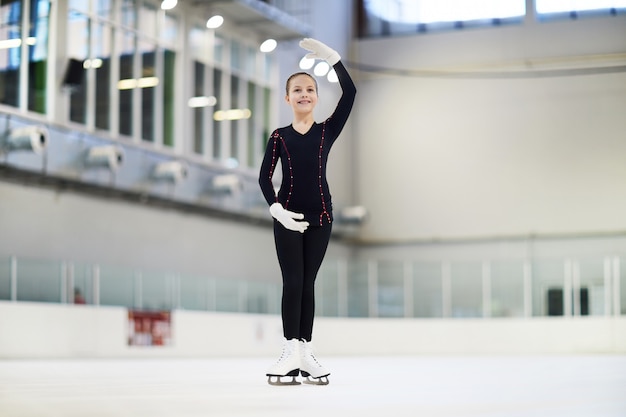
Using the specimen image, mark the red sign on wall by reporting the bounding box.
[127,310,172,346]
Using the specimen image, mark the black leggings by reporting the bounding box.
[273,220,332,342]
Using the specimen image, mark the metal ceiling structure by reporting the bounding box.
[191,0,312,40]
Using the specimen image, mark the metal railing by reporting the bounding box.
[1,254,624,318]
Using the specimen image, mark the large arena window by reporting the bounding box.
[359,0,526,37]
[535,0,626,20]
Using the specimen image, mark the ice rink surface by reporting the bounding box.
[1,355,625,417]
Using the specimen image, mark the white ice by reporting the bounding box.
[1,355,625,417]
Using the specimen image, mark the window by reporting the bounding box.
[0,0,22,108]
[230,74,240,165]
[536,0,626,19]
[1,0,275,171]
[28,0,50,114]
[0,0,50,113]
[247,81,256,167]
[192,61,205,154]
[121,0,136,28]
[212,68,222,159]
[139,38,156,142]
[360,0,525,37]
[94,21,112,131]
[367,0,525,23]
[118,30,135,137]
[67,11,89,125]
[162,49,175,147]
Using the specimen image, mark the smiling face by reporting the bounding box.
[285,73,318,115]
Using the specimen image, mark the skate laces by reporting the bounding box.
[275,340,296,364]
[302,341,322,367]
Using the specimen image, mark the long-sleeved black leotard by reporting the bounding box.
[259,61,356,226]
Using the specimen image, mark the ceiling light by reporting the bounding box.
[161,0,177,10]
[213,109,252,121]
[313,62,330,77]
[0,37,36,49]
[206,15,224,29]
[327,69,338,83]
[260,39,277,53]
[188,96,217,108]
[299,56,314,70]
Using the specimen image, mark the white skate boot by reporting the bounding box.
[266,338,301,386]
[299,339,330,385]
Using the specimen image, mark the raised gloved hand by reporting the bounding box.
[299,38,340,66]
[269,203,309,233]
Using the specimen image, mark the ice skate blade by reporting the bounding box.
[267,369,301,386]
[267,375,301,386]
[303,376,329,386]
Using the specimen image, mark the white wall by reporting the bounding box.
[1,302,624,359]
[353,17,626,242]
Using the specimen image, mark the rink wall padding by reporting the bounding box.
[0,301,625,359]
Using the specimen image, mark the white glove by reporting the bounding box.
[269,203,309,233]
[299,38,340,66]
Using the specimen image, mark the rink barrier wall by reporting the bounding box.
[1,301,625,359]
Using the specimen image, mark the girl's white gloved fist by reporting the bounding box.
[269,203,309,233]
[299,38,340,66]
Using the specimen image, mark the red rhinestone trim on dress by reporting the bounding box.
[318,122,331,226]
[268,131,279,203]
[271,131,294,209]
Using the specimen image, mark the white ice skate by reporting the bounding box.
[266,338,301,386]
[299,339,330,385]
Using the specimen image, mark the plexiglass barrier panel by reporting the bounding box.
[347,261,369,317]
[532,259,565,317]
[317,260,340,317]
[0,257,11,300]
[4,254,625,318]
[577,258,606,316]
[491,260,525,317]
[99,265,135,308]
[214,279,240,313]
[450,261,482,318]
[412,262,444,318]
[377,261,405,318]
[15,258,62,303]
[73,262,94,305]
[179,275,213,311]
[141,271,175,310]
[614,257,626,315]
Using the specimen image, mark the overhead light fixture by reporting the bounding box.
[1,125,48,154]
[207,174,242,195]
[84,145,124,171]
[161,0,177,10]
[0,37,36,49]
[188,96,217,108]
[336,206,369,225]
[152,160,187,183]
[313,61,330,77]
[327,69,338,83]
[213,109,252,121]
[117,77,159,90]
[259,39,277,53]
[206,15,224,29]
[83,58,103,69]
[299,56,314,70]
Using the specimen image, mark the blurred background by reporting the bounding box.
[1,0,625,358]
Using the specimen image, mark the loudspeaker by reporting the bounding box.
[62,58,84,87]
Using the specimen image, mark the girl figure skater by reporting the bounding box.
[259,38,356,386]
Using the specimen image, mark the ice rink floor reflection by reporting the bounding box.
[1,355,625,417]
